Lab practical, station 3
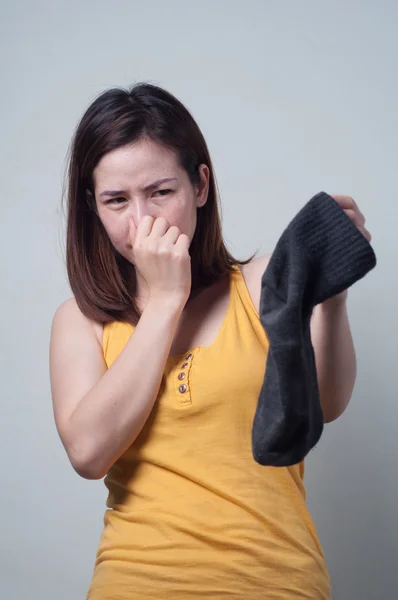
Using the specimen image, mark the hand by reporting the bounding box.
[128,216,192,304]
[324,194,372,306]
[330,194,372,243]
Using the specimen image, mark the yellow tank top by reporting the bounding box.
[87,265,330,600]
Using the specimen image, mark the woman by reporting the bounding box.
[50,82,370,599]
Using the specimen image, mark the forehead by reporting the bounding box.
[93,139,182,189]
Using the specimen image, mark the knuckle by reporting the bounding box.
[134,240,143,251]
[157,245,170,256]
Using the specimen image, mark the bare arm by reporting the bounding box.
[310,290,357,423]
[50,295,184,480]
[251,255,356,424]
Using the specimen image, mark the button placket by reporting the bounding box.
[174,352,194,406]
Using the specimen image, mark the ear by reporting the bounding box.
[195,164,210,208]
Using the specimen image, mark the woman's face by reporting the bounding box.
[92,138,209,264]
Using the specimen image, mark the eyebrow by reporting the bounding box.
[99,178,178,198]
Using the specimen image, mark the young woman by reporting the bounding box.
[50,82,370,599]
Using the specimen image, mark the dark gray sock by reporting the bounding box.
[252,191,377,467]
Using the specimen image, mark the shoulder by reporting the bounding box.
[240,254,272,314]
[51,297,104,346]
[241,253,272,276]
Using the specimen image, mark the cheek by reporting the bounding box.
[167,207,194,240]
[170,196,197,234]
[99,213,130,250]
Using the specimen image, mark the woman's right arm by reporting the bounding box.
[50,294,185,480]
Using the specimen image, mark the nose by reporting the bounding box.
[129,198,152,226]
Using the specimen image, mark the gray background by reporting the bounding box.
[1,1,397,598]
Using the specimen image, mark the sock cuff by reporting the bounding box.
[290,192,377,304]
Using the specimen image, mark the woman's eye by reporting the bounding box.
[154,189,172,197]
[107,197,126,205]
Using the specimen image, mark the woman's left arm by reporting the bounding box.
[311,292,355,422]
[310,194,372,423]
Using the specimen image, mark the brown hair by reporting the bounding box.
[64,82,258,325]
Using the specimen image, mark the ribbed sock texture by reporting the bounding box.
[252,191,377,466]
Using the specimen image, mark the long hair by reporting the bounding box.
[64,83,258,325]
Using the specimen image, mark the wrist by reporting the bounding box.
[147,293,187,314]
[319,289,348,311]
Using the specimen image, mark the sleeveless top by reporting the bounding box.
[86,265,331,600]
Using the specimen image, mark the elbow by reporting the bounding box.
[321,393,352,424]
[64,436,109,480]
[323,408,345,424]
[319,373,356,424]
[72,458,107,481]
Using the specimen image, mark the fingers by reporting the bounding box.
[162,225,182,245]
[130,216,163,246]
[331,194,368,230]
[148,216,170,238]
[133,216,172,240]
[129,216,183,248]
[136,215,156,241]
[127,215,192,302]
[174,233,190,252]
[331,194,356,210]
[344,208,364,229]
[331,194,364,220]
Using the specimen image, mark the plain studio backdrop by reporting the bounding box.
[1,1,397,599]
